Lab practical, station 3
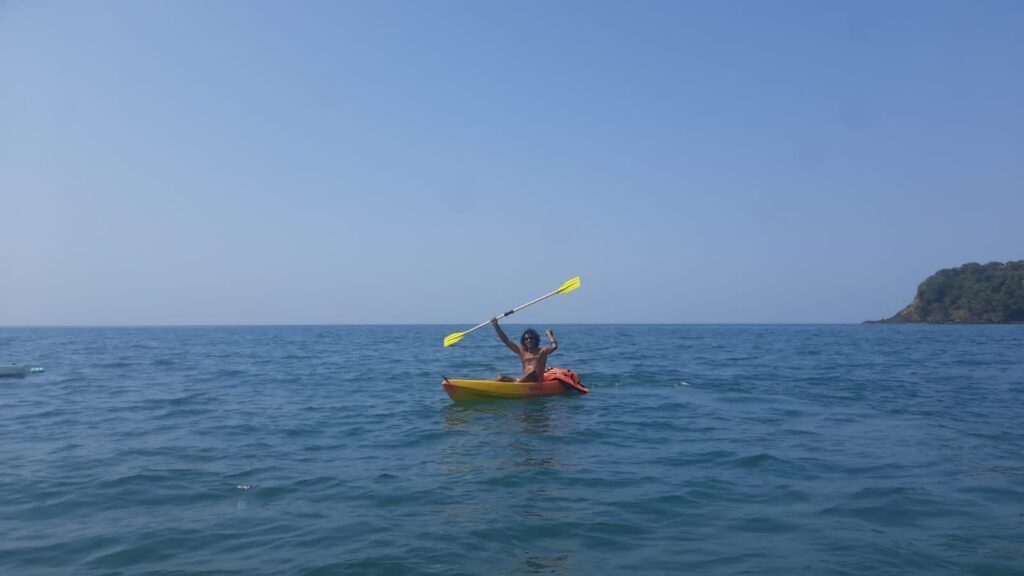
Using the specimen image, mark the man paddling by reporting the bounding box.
[491,318,557,382]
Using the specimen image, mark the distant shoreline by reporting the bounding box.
[868,318,1024,326]
[868,261,1023,324]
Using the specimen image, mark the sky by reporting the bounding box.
[1,0,1022,325]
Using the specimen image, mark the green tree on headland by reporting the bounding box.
[870,261,1024,324]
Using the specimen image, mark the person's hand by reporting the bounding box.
[545,329,554,338]
[491,317,499,326]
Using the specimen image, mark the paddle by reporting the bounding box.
[443,276,582,347]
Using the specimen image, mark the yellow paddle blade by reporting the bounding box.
[443,331,466,347]
[556,276,581,295]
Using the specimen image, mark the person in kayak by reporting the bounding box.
[491,318,557,382]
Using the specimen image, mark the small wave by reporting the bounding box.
[732,453,790,469]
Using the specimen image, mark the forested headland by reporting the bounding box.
[868,261,1024,324]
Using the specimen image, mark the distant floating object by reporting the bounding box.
[0,365,45,378]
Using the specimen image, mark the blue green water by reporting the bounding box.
[2,325,1023,575]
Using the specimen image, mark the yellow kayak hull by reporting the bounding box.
[442,368,587,402]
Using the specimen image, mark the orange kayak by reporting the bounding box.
[442,367,588,401]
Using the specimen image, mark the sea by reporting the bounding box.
[1,324,1022,575]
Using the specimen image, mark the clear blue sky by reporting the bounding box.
[2,0,1021,325]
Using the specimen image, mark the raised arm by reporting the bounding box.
[543,329,558,354]
[492,318,521,354]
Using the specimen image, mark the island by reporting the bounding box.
[867,261,1024,324]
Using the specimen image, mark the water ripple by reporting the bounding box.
[0,325,1022,574]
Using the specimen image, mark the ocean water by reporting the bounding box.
[1,324,1022,575]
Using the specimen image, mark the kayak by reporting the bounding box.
[0,365,44,378]
[442,367,588,401]
[0,365,27,378]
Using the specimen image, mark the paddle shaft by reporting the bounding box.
[456,287,564,341]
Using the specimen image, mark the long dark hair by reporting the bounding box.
[520,328,540,348]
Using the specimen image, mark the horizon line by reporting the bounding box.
[0,321,955,329]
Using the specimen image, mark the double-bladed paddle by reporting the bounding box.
[443,276,581,347]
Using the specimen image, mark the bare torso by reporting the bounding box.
[517,348,551,382]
